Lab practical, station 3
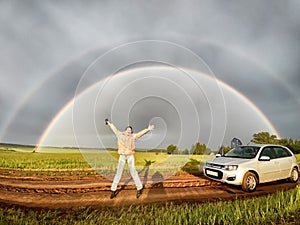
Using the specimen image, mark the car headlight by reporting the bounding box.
[205,163,212,167]
[223,165,238,171]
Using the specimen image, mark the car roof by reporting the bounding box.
[240,144,286,148]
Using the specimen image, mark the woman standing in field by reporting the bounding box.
[105,119,154,199]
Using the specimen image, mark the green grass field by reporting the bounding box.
[0,146,210,177]
[295,154,300,162]
[0,145,299,177]
[0,146,299,224]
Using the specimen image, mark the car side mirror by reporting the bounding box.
[259,156,271,161]
[216,154,222,158]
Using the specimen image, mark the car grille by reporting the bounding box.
[206,163,223,169]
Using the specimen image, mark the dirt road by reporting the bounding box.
[0,171,298,209]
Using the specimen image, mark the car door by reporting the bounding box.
[273,146,293,179]
[258,147,281,182]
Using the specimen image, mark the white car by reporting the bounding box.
[203,144,299,192]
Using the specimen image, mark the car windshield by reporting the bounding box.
[224,146,260,159]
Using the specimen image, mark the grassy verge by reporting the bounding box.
[0,186,299,225]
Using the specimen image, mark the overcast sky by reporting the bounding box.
[1,0,300,149]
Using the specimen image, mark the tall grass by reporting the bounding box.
[0,186,299,225]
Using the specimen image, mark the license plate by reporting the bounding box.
[207,170,218,177]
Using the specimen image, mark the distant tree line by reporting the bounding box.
[251,132,300,154]
[166,131,300,155]
[166,142,212,155]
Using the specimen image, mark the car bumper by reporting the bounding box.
[203,166,245,185]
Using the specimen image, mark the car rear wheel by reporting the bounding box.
[242,172,257,192]
[289,167,299,183]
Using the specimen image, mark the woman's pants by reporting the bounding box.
[111,154,143,191]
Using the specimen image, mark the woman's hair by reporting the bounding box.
[125,126,133,133]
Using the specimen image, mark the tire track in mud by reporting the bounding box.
[0,172,298,209]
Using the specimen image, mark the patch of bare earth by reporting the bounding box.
[0,169,298,209]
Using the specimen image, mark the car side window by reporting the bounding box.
[260,147,276,159]
[273,147,292,158]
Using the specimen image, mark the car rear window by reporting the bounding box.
[273,147,292,158]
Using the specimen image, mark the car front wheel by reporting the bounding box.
[242,172,258,192]
[289,168,299,183]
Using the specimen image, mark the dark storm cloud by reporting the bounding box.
[1,0,300,145]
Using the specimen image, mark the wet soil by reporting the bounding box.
[0,169,298,209]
